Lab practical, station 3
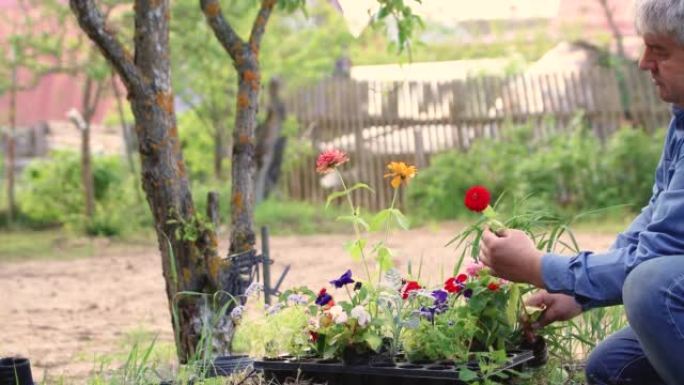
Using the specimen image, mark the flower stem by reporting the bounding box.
[336,170,373,285]
[379,188,399,286]
[345,285,354,304]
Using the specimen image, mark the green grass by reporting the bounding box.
[0,230,95,262]
[0,229,155,263]
[254,199,353,235]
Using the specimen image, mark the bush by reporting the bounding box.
[408,120,666,220]
[255,198,350,235]
[407,124,534,219]
[17,151,151,236]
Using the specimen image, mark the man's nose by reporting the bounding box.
[638,53,655,72]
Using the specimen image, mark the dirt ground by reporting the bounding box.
[0,223,617,383]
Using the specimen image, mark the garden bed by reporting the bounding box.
[252,350,535,385]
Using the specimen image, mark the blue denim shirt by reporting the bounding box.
[542,105,684,309]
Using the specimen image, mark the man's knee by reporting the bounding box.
[623,258,664,324]
[585,347,613,385]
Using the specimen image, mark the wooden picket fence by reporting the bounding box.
[281,65,671,212]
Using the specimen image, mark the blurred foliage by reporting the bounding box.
[408,119,665,221]
[16,151,152,236]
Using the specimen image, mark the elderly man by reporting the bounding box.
[479,1,684,384]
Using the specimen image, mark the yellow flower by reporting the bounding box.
[384,161,417,189]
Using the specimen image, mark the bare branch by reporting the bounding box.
[200,0,246,62]
[69,0,147,97]
[248,0,276,51]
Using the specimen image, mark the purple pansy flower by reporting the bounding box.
[431,289,448,306]
[330,269,355,288]
[419,304,447,323]
[315,288,333,306]
[463,288,473,299]
[419,306,437,322]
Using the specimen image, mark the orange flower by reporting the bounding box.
[316,149,349,174]
[384,161,417,189]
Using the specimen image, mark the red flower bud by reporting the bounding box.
[487,282,500,291]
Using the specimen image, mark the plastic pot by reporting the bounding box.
[0,357,34,385]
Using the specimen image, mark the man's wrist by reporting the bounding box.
[529,249,545,288]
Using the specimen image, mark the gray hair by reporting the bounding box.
[635,0,684,44]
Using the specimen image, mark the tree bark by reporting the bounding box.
[111,72,137,175]
[597,0,625,58]
[70,0,234,362]
[213,117,225,180]
[201,0,276,255]
[255,77,286,203]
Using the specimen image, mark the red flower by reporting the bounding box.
[401,281,422,299]
[456,274,468,283]
[309,331,319,343]
[316,149,349,174]
[464,185,491,212]
[487,282,500,291]
[444,277,463,293]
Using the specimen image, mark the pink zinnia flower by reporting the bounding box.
[465,261,485,277]
[316,149,349,174]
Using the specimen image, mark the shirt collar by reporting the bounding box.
[673,104,684,120]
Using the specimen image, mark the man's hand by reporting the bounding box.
[525,290,583,328]
[479,228,545,287]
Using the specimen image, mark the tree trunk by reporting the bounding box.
[213,118,225,180]
[201,0,276,255]
[255,77,286,203]
[229,67,258,255]
[5,62,17,224]
[111,72,137,175]
[80,78,96,220]
[70,0,235,362]
[597,0,626,58]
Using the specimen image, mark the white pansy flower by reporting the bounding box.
[265,302,284,315]
[230,305,245,321]
[245,282,263,297]
[327,305,348,324]
[350,305,371,327]
[287,293,309,305]
[382,268,403,290]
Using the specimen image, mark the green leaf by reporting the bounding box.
[370,209,391,231]
[365,334,382,352]
[506,284,521,327]
[375,245,394,271]
[337,215,370,231]
[459,367,479,382]
[344,239,367,261]
[390,208,410,230]
[377,6,390,19]
[325,183,373,208]
[325,189,350,208]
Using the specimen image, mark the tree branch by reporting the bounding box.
[69,0,147,97]
[248,0,276,51]
[200,0,246,62]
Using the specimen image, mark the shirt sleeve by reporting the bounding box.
[541,156,684,310]
[610,192,656,250]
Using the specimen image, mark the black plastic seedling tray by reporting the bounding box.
[253,350,535,385]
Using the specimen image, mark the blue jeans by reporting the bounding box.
[585,257,684,385]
